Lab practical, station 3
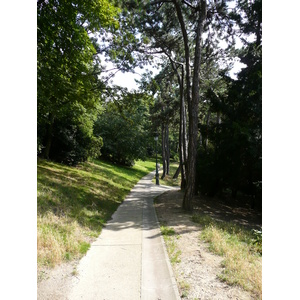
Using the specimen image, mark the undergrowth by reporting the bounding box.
[192,214,262,299]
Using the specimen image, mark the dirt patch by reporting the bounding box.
[37,261,78,300]
[154,189,261,300]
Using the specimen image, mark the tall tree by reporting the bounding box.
[196,0,262,206]
[37,0,119,162]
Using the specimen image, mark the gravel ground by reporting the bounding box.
[154,189,261,300]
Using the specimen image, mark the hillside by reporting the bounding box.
[37,157,156,274]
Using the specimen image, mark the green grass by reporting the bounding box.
[192,214,262,299]
[153,160,181,187]
[160,225,181,264]
[37,157,156,269]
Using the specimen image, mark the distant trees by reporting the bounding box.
[94,91,153,166]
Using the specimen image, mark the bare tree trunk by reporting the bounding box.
[42,113,55,159]
[181,0,207,211]
[173,0,192,198]
[205,110,211,151]
[166,124,170,175]
[173,163,181,179]
[161,123,166,179]
[182,98,188,189]
[168,59,187,189]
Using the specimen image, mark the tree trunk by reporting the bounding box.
[172,0,192,203]
[161,122,170,179]
[166,124,170,175]
[172,0,207,210]
[182,0,207,211]
[42,113,55,159]
[161,123,166,179]
[181,71,188,189]
[168,60,187,189]
[205,110,211,151]
[173,163,181,179]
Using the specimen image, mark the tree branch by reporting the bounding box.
[181,0,197,10]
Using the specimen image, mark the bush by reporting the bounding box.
[43,115,103,166]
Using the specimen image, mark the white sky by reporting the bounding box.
[110,58,246,90]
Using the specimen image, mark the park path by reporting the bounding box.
[68,171,181,300]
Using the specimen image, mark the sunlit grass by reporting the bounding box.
[37,157,156,270]
[192,214,262,299]
[153,160,181,187]
[160,225,181,264]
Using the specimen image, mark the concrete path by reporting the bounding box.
[68,171,181,300]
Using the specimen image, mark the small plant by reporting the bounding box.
[160,225,176,236]
[79,242,90,254]
[160,225,181,264]
[179,280,190,298]
[71,267,78,276]
[251,228,262,254]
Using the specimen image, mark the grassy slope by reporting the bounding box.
[37,157,156,269]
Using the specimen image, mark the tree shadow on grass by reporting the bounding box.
[37,159,135,233]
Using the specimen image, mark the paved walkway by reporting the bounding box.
[68,171,181,300]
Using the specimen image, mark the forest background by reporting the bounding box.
[0,0,300,299]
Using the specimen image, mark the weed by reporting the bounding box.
[79,242,90,254]
[71,267,78,276]
[160,225,181,264]
[179,280,190,298]
[192,213,262,299]
[160,225,176,236]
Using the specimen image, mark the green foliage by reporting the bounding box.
[46,109,103,165]
[37,0,119,163]
[196,0,262,204]
[79,242,91,254]
[94,92,153,166]
[160,225,176,236]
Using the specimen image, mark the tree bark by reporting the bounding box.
[173,163,181,179]
[166,124,170,175]
[161,123,166,179]
[172,0,192,207]
[182,0,207,211]
[168,59,187,189]
[42,113,55,159]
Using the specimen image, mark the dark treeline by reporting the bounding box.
[37,0,262,211]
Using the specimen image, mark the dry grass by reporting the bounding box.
[37,157,156,270]
[192,214,262,299]
[37,212,90,267]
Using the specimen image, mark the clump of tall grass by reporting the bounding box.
[192,214,262,299]
[37,212,90,268]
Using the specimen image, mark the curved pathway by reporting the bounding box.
[68,171,180,300]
